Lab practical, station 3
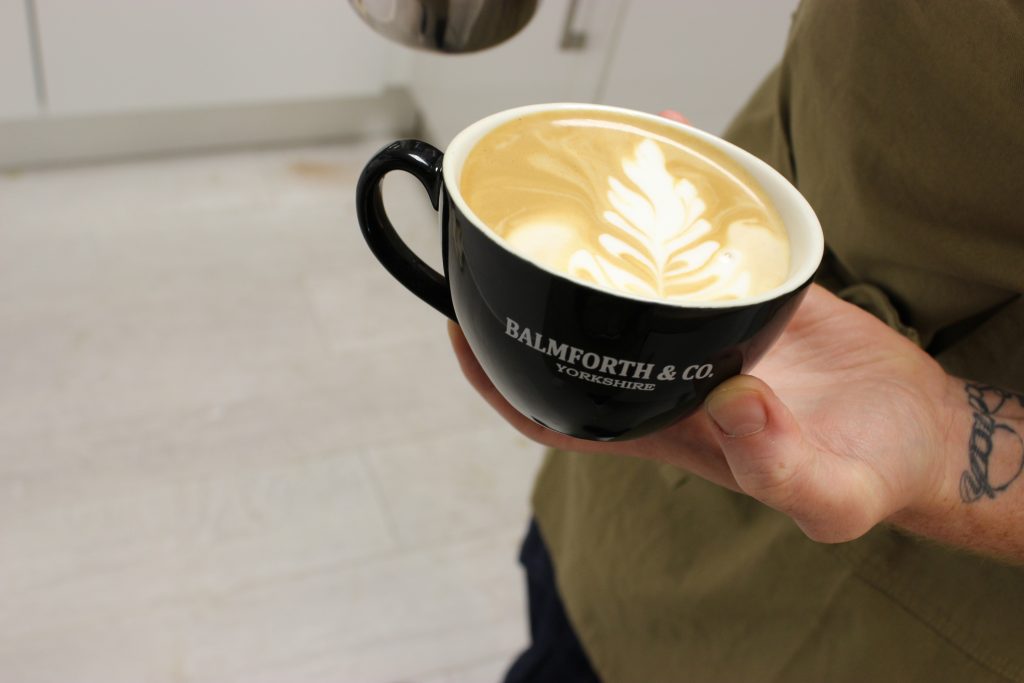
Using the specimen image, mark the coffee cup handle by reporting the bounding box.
[356,140,457,321]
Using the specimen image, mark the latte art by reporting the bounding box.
[459,110,790,302]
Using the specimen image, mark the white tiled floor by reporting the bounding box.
[0,142,543,682]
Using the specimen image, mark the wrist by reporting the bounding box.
[888,373,968,533]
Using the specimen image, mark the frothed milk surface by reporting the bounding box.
[459,110,790,302]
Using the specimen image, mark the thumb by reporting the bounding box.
[704,375,810,513]
[705,376,885,544]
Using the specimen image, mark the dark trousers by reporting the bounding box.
[503,520,602,683]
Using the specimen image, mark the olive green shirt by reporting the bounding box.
[533,2,1024,681]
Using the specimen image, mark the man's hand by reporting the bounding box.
[449,284,953,542]
[448,284,1024,561]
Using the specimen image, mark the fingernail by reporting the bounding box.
[706,390,767,437]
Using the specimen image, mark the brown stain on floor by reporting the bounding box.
[288,160,356,183]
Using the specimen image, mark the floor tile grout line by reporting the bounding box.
[352,449,536,558]
[298,271,348,360]
[149,519,531,609]
[0,519,532,645]
[353,450,404,555]
[0,415,527,487]
[418,651,519,683]
[266,614,527,682]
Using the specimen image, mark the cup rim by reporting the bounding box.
[441,102,824,309]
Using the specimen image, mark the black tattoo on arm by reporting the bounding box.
[960,383,1024,503]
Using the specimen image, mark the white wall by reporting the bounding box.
[0,1,418,168]
[34,0,388,116]
[0,0,39,120]
[0,1,800,167]
[599,0,799,135]
[406,0,800,143]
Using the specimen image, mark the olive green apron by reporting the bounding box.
[533,2,1024,681]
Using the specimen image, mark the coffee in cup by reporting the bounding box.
[356,103,823,440]
[460,109,790,303]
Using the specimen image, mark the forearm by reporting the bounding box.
[891,377,1024,563]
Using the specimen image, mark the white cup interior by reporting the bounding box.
[442,103,824,309]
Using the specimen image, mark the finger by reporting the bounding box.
[446,321,494,398]
[446,322,601,451]
[659,110,691,125]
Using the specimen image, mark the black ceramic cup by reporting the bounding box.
[356,103,823,441]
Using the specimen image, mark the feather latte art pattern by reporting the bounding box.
[460,110,790,302]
